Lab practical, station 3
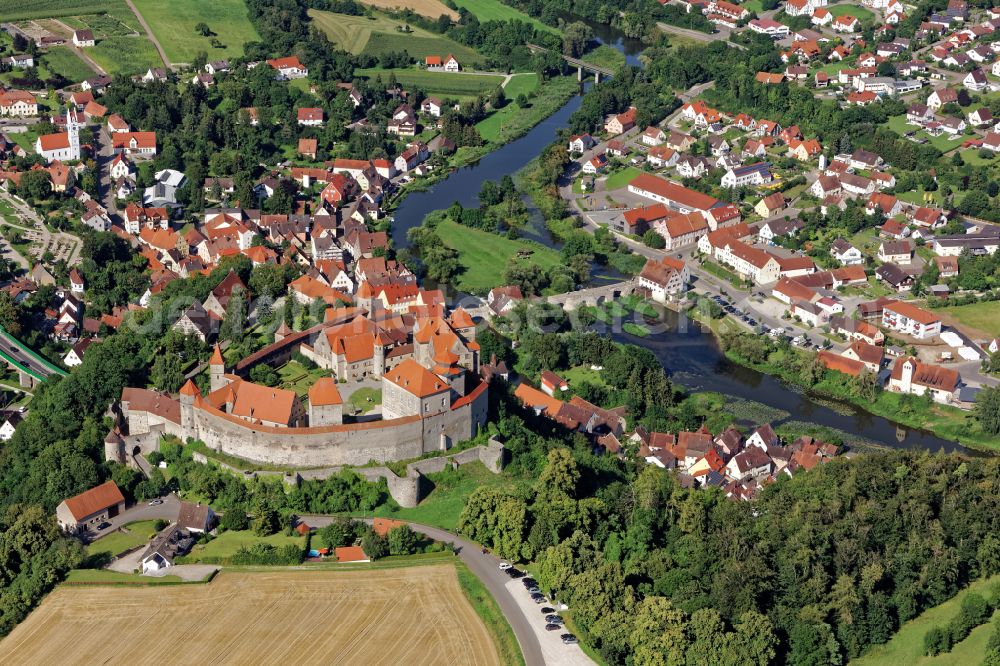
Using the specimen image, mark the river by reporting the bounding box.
[386,25,978,455]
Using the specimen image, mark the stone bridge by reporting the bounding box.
[526,44,615,82]
[543,279,638,310]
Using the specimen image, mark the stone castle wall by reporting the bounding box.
[175,381,488,468]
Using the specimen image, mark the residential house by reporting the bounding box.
[638,256,689,302]
[877,239,914,264]
[55,481,125,533]
[755,192,787,218]
[887,357,958,403]
[882,300,941,339]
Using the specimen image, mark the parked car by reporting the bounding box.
[545,615,563,624]
[507,568,525,579]
[545,623,562,631]
[561,634,579,644]
[96,522,111,531]
[498,562,512,571]
[531,593,547,604]
[541,607,555,614]
[148,498,163,506]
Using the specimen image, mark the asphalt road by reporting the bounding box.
[0,329,58,378]
[302,515,551,666]
[88,493,181,541]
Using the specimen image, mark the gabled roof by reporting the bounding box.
[61,481,125,521]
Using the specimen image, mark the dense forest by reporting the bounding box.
[460,441,1000,664]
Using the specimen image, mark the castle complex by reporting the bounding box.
[106,306,489,468]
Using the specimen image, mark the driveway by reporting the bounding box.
[87,493,181,541]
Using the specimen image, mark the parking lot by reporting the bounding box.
[500,565,592,666]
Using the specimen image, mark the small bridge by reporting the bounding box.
[0,326,67,388]
[542,279,638,310]
[526,44,616,82]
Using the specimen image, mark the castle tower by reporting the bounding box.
[373,332,388,378]
[179,379,201,430]
[275,321,292,343]
[209,344,226,392]
[103,428,125,464]
[308,377,343,425]
[432,348,466,396]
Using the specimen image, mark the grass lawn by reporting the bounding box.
[456,561,526,666]
[355,67,504,98]
[561,364,607,388]
[960,148,997,167]
[886,114,966,153]
[701,260,745,288]
[938,300,1000,337]
[42,46,94,82]
[581,45,626,71]
[182,530,305,562]
[828,3,874,20]
[309,9,482,65]
[502,72,538,98]
[851,575,1000,666]
[88,35,163,76]
[451,0,558,34]
[371,462,521,531]
[602,166,642,192]
[86,520,160,556]
[347,386,382,415]
[435,217,562,294]
[743,0,764,11]
[476,74,576,144]
[131,0,259,63]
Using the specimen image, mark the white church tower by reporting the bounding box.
[66,107,81,161]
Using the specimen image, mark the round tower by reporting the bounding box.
[179,379,201,431]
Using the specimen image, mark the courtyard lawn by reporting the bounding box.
[181,530,305,562]
[42,46,94,82]
[277,360,329,397]
[130,0,259,63]
[602,166,642,192]
[451,0,558,34]
[86,520,160,556]
[886,114,966,153]
[938,301,1000,338]
[354,68,504,99]
[435,217,562,294]
[851,575,1000,666]
[347,386,382,415]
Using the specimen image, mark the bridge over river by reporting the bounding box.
[526,44,616,82]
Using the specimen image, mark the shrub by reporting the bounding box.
[219,509,250,532]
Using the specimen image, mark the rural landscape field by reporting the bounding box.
[0,566,500,665]
[357,0,458,20]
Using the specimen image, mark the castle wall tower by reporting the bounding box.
[179,379,201,430]
[209,344,226,393]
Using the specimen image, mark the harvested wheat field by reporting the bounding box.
[0,565,499,666]
[359,0,459,20]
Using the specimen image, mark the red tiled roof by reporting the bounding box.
[61,481,125,521]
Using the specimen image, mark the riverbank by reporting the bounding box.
[384,75,580,216]
[694,309,998,452]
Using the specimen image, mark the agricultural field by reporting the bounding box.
[131,0,260,63]
[357,0,458,20]
[354,67,504,98]
[88,35,163,76]
[451,0,557,34]
[0,567,500,665]
[41,46,94,83]
[309,9,482,65]
[0,0,120,21]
